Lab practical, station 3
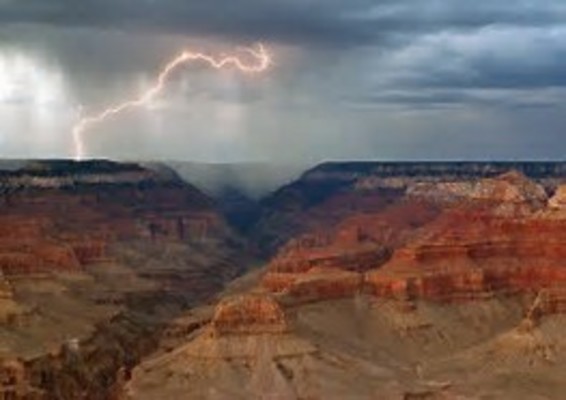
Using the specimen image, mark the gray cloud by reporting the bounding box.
[0,1,565,161]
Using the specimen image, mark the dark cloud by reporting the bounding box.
[1,1,565,46]
[381,26,566,91]
[356,88,564,111]
[0,0,377,46]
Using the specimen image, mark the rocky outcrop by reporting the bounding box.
[70,241,108,264]
[407,170,547,209]
[251,168,405,255]
[363,174,566,307]
[258,196,443,304]
[301,161,566,183]
[269,244,390,274]
[0,360,29,399]
[536,288,566,315]
[211,294,289,335]
[548,184,566,209]
[366,268,497,302]
[263,268,363,303]
[0,160,172,189]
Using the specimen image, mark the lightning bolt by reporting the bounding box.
[72,43,271,160]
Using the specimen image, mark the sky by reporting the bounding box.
[0,0,565,162]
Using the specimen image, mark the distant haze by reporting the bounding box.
[165,162,307,199]
[0,1,566,161]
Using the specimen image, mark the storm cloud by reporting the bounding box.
[0,0,565,161]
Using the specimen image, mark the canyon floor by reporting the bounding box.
[1,160,566,399]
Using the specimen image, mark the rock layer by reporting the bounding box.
[211,294,289,335]
[259,170,566,317]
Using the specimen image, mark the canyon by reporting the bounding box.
[2,160,566,398]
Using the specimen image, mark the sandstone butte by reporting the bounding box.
[260,171,566,317]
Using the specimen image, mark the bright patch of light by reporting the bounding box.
[0,52,67,107]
